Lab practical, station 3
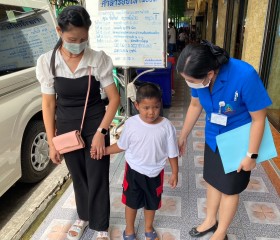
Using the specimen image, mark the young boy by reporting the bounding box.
[102,83,179,239]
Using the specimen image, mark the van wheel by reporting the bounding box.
[20,120,52,183]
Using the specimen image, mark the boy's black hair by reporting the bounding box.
[136,83,162,103]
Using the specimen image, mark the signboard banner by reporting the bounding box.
[99,0,161,10]
[87,0,166,68]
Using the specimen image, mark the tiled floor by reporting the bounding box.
[32,74,280,240]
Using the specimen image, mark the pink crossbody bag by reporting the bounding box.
[52,68,91,154]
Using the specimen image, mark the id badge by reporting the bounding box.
[210,113,227,126]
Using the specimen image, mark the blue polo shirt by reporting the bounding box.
[191,58,272,152]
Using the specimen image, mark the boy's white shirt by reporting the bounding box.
[117,115,179,177]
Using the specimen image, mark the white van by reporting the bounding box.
[0,0,58,197]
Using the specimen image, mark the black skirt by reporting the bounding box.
[203,143,251,195]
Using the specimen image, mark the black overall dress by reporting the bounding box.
[54,74,110,231]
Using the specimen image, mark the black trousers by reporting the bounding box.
[57,117,110,231]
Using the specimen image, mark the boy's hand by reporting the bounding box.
[168,173,178,189]
[90,148,96,159]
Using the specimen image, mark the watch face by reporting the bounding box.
[251,154,258,159]
[98,127,107,135]
[101,128,107,135]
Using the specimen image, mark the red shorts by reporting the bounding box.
[122,162,164,210]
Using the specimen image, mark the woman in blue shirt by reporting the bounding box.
[176,40,272,240]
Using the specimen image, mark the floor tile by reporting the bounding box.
[38,219,72,240]
[196,198,207,219]
[194,120,205,128]
[195,174,207,189]
[170,120,183,128]
[193,141,205,151]
[256,238,280,240]
[62,191,76,209]
[155,228,181,240]
[194,155,204,168]
[110,192,125,213]
[245,227,280,239]
[245,176,269,193]
[168,113,184,119]
[192,129,205,138]
[244,201,280,225]
[168,106,184,112]
[157,195,182,217]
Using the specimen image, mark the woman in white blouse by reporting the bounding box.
[36,6,119,240]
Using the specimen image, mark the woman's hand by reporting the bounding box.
[49,145,62,164]
[178,136,187,156]
[237,156,257,172]
[177,97,202,157]
[90,131,105,160]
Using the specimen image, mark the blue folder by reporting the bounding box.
[216,118,278,174]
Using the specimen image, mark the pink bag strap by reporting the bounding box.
[80,67,91,132]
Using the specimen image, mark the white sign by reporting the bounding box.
[86,0,166,68]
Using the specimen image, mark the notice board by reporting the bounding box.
[86,0,167,68]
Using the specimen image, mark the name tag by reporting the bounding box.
[210,113,227,126]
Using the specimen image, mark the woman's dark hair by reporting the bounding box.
[176,40,229,79]
[136,83,162,103]
[50,6,92,76]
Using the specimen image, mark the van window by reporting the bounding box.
[0,4,58,76]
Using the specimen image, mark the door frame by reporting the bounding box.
[259,0,279,87]
[259,0,280,131]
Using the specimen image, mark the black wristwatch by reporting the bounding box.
[246,152,258,159]
[97,127,108,135]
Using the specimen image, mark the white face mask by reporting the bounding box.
[185,78,211,89]
[63,40,88,55]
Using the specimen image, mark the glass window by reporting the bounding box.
[0,4,58,76]
[267,11,280,130]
